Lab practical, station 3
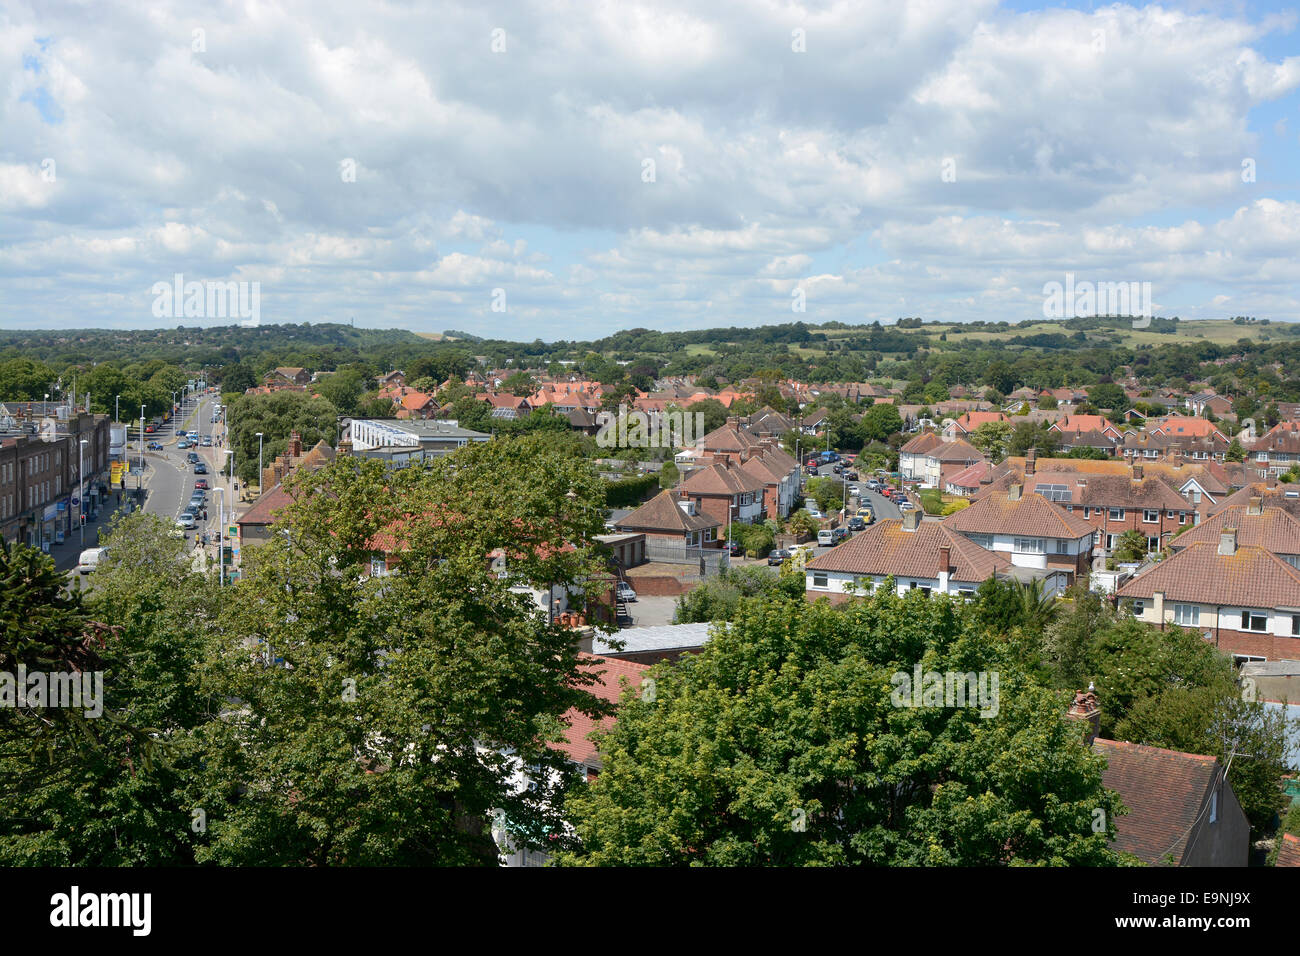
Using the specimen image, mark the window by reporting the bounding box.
[1179,511,1187,525]
[1108,508,1124,520]
[1055,538,1069,554]
[1081,507,1091,518]
[1130,600,1145,616]
[1241,611,1267,632]
[1146,536,1159,552]
[967,533,993,548]
[1014,537,1045,553]
[1174,604,1200,626]
[1293,615,1299,636]
[1209,791,1218,825]
[812,572,828,589]
[1143,509,1159,523]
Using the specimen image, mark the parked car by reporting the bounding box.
[194,462,207,474]
[615,582,638,602]
[804,504,823,519]
[144,424,156,434]
[177,513,196,530]
[194,478,209,490]
[848,516,865,531]
[833,526,850,542]
[201,436,213,446]
[77,547,109,574]
[817,529,835,547]
[832,463,844,474]
[845,470,858,481]
[767,549,790,566]
[726,541,743,557]
[146,441,163,450]
[177,439,190,449]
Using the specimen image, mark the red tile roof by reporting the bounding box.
[555,653,649,767]
[942,489,1096,539]
[1170,505,1300,556]
[1094,738,1223,865]
[1116,540,1300,609]
[1277,832,1300,867]
[807,518,1009,583]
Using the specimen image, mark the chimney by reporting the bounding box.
[289,430,302,457]
[1248,496,1262,516]
[1218,528,1237,556]
[1008,483,1022,501]
[338,438,353,457]
[1026,447,1037,476]
[938,545,951,572]
[902,510,921,531]
[1131,464,1143,480]
[1066,684,1101,745]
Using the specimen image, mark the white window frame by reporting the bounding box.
[1241,611,1267,632]
[1143,509,1159,523]
[1173,603,1200,626]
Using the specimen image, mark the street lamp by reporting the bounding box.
[77,439,87,548]
[114,395,119,424]
[255,432,263,495]
[139,404,146,493]
[215,487,225,588]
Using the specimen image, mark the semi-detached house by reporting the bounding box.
[1116,527,1300,663]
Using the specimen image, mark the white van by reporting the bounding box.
[817,529,835,547]
[77,547,109,574]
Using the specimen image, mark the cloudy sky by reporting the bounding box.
[2,0,1299,337]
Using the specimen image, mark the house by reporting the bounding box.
[1248,422,1300,477]
[804,511,1009,601]
[981,455,1210,554]
[944,460,992,497]
[1050,414,1122,442]
[481,392,532,420]
[1170,498,1300,568]
[800,408,830,435]
[942,483,1096,581]
[378,370,406,389]
[612,490,722,560]
[737,448,800,519]
[239,433,336,547]
[943,410,1008,439]
[1209,482,1300,521]
[1094,737,1249,866]
[496,652,649,866]
[267,366,311,387]
[899,431,945,482]
[677,461,766,529]
[1115,530,1300,662]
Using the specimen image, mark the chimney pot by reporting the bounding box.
[902,510,921,531]
[1132,464,1143,480]
[1248,496,1262,516]
[1218,527,1237,556]
[1066,687,1101,745]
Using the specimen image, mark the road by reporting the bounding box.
[798,459,905,560]
[60,389,238,590]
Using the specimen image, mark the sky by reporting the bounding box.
[1,0,1299,338]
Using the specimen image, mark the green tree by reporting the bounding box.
[969,421,1014,463]
[860,403,903,444]
[192,436,615,864]
[1112,530,1147,564]
[555,586,1124,865]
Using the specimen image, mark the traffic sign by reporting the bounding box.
[71,496,79,505]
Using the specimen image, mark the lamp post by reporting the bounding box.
[139,404,146,493]
[215,487,225,588]
[115,395,119,424]
[78,439,87,548]
[255,432,263,496]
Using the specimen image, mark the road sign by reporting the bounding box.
[71,496,79,505]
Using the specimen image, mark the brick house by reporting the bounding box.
[942,483,1096,581]
[1115,529,1300,662]
[677,460,766,529]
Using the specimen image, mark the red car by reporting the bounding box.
[194,479,209,490]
